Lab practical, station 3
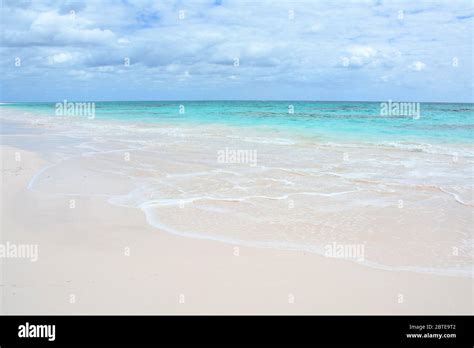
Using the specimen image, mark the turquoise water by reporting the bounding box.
[1,100,473,276]
[2,101,473,144]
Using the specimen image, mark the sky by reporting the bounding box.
[0,0,473,102]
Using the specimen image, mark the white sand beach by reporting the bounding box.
[1,141,472,314]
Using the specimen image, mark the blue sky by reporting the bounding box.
[1,0,473,102]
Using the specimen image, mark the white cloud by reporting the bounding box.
[409,61,427,71]
[49,52,73,64]
[310,23,322,32]
[345,45,377,66]
[117,38,130,45]
[342,45,401,68]
[2,10,115,46]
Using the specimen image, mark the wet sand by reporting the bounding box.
[1,144,472,314]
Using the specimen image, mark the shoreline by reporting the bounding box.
[1,143,472,314]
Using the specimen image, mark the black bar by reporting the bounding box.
[0,315,472,346]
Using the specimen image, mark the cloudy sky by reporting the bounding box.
[1,0,473,102]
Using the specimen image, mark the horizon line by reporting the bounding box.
[2,99,473,104]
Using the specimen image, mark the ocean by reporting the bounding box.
[3,100,473,144]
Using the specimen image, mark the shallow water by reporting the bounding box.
[3,100,473,144]
[1,102,473,277]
